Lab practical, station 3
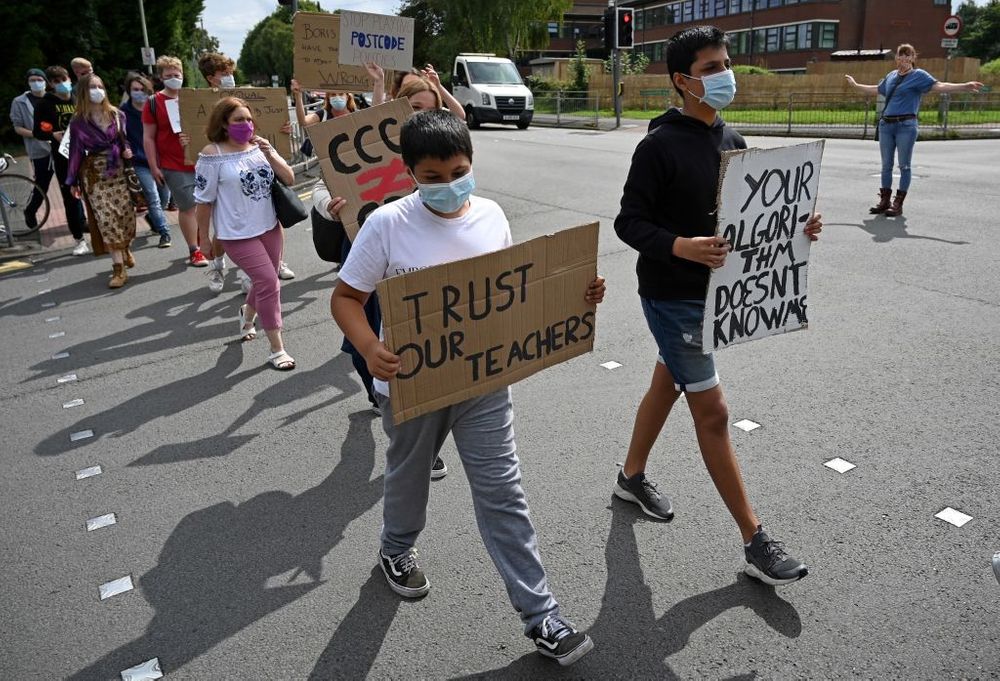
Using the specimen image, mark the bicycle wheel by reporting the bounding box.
[0,173,50,236]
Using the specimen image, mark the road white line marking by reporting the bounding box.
[733,419,761,432]
[36,277,49,282]
[86,513,117,532]
[52,352,70,360]
[99,575,134,600]
[42,302,57,308]
[48,331,66,339]
[824,458,856,473]
[70,429,94,442]
[45,316,61,322]
[37,288,52,295]
[120,658,163,680]
[934,507,972,527]
[63,398,84,409]
[75,465,102,480]
[57,373,78,383]
[600,361,623,370]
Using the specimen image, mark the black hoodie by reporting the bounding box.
[614,108,746,301]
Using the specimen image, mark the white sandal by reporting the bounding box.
[268,349,296,371]
[239,305,257,342]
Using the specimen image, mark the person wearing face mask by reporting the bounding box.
[846,43,983,217]
[386,64,465,121]
[33,65,89,254]
[194,97,296,370]
[614,26,824,587]
[10,68,55,232]
[121,73,171,248]
[65,74,138,288]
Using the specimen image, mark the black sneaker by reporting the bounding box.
[613,469,674,521]
[431,456,447,480]
[157,232,172,248]
[378,548,430,598]
[744,525,808,586]
[530,615,594,666]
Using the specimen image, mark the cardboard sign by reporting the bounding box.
[338,10,415,71]
[309,98,415,240]
[703,141,824,352]
[293,12,375,92]
[377,222,600,424]
[178,88,291,164]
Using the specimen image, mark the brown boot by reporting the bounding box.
[109,263,128,288]
[869,188,892,214]
[124,247,136,269]
[884,190,907,217]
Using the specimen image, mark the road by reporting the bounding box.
[1,124,998,679]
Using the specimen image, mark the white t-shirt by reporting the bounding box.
[194,147,277,240]
[339,191,513,395]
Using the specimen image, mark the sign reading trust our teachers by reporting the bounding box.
[378,223,600,425]
[703,141,824,352]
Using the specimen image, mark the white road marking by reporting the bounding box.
[70,429,94,442]
[75,465,103,480]
[52,352,70,360]
[120,658,163,681]
[934,507,973,527]
[600,361,623,370]
[99,575,134,600]
[48,331,66,339]
[824,458,856,473]
[733,419,761,432]
[63,399,84,409]
[86,513,118,532]
[57,373,78,384]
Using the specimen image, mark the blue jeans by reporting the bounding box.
[641,297,719,393]
[133,163,169,234]
[879,119,919,192]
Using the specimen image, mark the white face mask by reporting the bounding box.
[29,79,46,94]
[163,76,183,90]
[88,88,106,104]
[219,74,236,88]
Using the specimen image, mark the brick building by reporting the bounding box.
[628,0,954,73]
[528,1,954,74]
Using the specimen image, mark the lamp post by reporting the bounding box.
[138,0,153,74]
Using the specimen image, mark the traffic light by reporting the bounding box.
[616,7,634,49]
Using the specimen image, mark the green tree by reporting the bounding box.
[570,40,590,92]
[238,0,323,86]
[956,0,1000,62]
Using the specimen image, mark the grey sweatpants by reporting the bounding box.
[376,387,559,634]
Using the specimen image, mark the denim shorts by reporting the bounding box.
[640,297,719,393]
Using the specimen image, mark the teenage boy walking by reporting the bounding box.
[613,26,822,586]
[332,110,605,666]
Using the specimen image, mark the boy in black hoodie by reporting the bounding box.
[613,26,822,585]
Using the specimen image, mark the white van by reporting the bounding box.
[452,54,534,130]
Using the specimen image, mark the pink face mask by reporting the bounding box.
[228,121,254,144]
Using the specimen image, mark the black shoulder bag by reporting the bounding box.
[874,71,909,142]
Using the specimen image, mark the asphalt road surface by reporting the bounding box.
[1,124,998,680]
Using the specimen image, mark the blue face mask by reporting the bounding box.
[55,81,73,95]
[416,170,475,214]
[682,69,736,110]
[131,91,148,106]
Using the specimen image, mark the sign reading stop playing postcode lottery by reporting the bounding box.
[943,15,962,37]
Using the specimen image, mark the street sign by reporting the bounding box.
[941,38,959,49]
[943,15,962,37]
[141,47,156,66]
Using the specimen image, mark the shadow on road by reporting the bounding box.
[455,503,801,679]
[22,270,336,383]
[834,216,970,245]
[66,409,384,680]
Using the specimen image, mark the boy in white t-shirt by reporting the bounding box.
[331,110,605,666]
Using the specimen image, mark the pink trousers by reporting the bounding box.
[220,225,283,330]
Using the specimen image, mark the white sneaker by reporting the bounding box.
[207,266,225,294]
[278,261,295,280]
[236,269,252,293]
[72,239,90,256]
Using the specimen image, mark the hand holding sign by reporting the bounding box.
[674,235,731,269]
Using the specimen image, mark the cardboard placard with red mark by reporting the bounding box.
[308,98,415,240]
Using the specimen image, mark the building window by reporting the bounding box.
[819,22,837,49]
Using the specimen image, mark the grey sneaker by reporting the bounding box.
[613,469,674,521]
[431,456,447,480]
[378,548,430,598]
[744,525,808,586]
[207,265,224,294]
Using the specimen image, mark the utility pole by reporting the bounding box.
[611,0,621,128]
[138,0,153,74]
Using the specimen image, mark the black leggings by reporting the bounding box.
[51,151,86,240]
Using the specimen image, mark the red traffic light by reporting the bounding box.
[624,13,631,22]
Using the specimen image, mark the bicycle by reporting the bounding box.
[0,153,51,241]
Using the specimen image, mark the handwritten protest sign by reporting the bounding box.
[293,12,375,92]
[309,98,415,240]
[338,10,414,71]
[703,141,824,352]
[378,222,600,424]
[178,88,291,165]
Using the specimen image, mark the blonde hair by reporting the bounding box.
[156,56,183,77]
[397,78,442,109]
[70,57,92,70]
[896,44,917,58]
[73,73,116,122]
